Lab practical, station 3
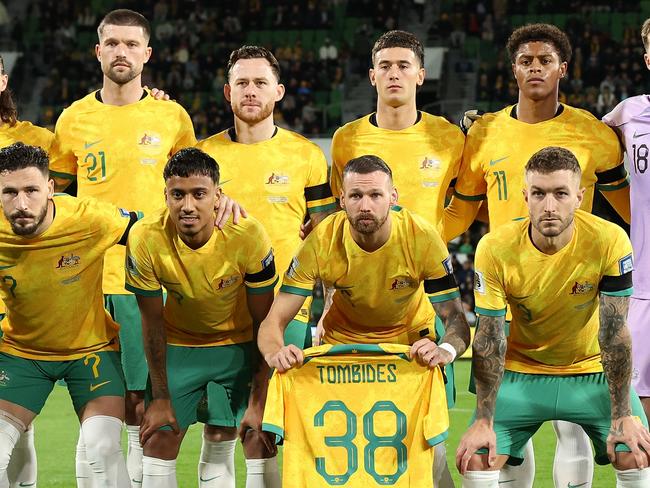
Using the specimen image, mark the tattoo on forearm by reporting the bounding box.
[472,315,507,421]
[599,295,632,419]
[433,298,471,356]
[143,317,170,400]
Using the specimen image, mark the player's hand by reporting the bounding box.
[144,85,171,101]
[238,401,277,454]
[456,419,496,474]
[459,109,484,134]
[140,399,179,446]
[607,416,650,468]
[215,194,248,229]
[265,345,304,372]
[300,219,313,240]
[410,338,453,368]
[313,319,325,346]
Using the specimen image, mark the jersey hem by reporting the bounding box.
[246,278,279,295]
[475,306,507,317]
[261,422,284,442]
[427,430,449,446]
[429,290,460,303]
[280,285,312,296]
[596,179,630,191]
[49,170,76,180]
[124,283,163,297]
[308,202,337,214]
[601,287,633,297]
[453,190,486,201]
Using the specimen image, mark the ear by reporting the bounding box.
[576,186,585,208]
[224,83,231,103]
[0,74,8,94]
[522,187,528,204]
[511,62,516,78]
[559,61,568,78]
[275,83,285,102]
[95,44,101,62]
[416,67,425,86]
[163,187,169,205]
[143,46,153,64]
[339,190,345,209]
[369,67,376,86]
[390,186,398,206]
[47,179,55,199]
[214,186,223,210]
[644,52,650,71]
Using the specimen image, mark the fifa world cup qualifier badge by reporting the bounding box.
[619,253,634,275]
[126,255,139,277]
[474,270,486,294]
[442,255,453,275]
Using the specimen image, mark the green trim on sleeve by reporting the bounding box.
[596,178,630,191]
[279,284,312,297]
[475,306,507,317]
[308,202,337,214]
[49,170,76,180]
[453,190,487,201]
[601,287,633,297]
[428,290,461,303]
[124,283,163,297]
[261,423,284,442]
[427,430,449,446]
[246,278,279,295]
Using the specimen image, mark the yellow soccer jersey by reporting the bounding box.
[473,210,633,375]
[331,112,464,229]
[49,90,196,295]
[455,104,625,229]
[282,208,459,345]
[125,209,277,346]
[196,127,336,323]
[262,343,448,488]
[0,195,134,360]
[0,120,54,152]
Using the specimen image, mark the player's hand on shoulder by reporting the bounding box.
[460,109,484,134]
[139,398,179,446]
[410,338,453,368]
[300,219,313,240]
[265,344,304,372]
[215,194,248,229]
[144,85,171,101]
[456,419,497,474]
[607,415,650,468]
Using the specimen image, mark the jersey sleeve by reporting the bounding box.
[261,371,286,443]
[243,221,279,294]
[124,223,163,297]
[422,228,460,304]
[280,237,319,297]
[599,226,634,297]
[424,366,450,446]
[453,127,487,200]
[170,106,197,155]
[305,147,336,215]
[48,109,78,180]
[473,237,507,316]
[329,128,344,200]
[82,197,136,248]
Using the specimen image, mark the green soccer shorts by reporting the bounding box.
[284,318,312,349]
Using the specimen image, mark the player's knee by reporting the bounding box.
[203,425,237,442]
[81,415,122,459]
[612,450,650,470]
[142,430,183,460]
[466,454,494,472]
[125,391,145,419]
[242,429,275,459]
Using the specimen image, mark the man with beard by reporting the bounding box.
[258,156,471,470]
[0,142,139,487]
[195,46,335,487]
[48,9,196,486]
[456,147,650,488]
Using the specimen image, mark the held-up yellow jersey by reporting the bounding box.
[262,344,448,488]
[281,208,459,345]
[49,91,196,294]
[125,209,277,346]
[330,112,464,228]
[0,195,134,360]
[473,210,633,375]
[455,104,626,229]
[196,127,336,323]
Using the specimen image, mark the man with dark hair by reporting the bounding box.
[47,9,197,484]
[456,147,650,488]
[258,155,470,482]
[125,148,278,488]
[329,30,464,486]
[196,45,335,486]
[444,23,632,487]
[0,142,141,487]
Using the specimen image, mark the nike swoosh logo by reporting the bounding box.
[84,140,102,149]
[510,295,531,300]
[568,483,588,488]
[0,265,16,270]
[633,131,650,139]
[89,380,111,392]
[499,481,515,485]
[200,475,222,482]
[489,156,508,166]
[131,480,142,485]
[220,179,232,186]
[19,483,36,487]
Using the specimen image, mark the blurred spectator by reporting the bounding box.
[596,85,617,116]
[319,38,338,62]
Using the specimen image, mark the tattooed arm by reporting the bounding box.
[135,294,180,444]
[599,294,650,467]
[410,297,471,368]
[455,314,507,474]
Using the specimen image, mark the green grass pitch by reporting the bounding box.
[33,359,616,486]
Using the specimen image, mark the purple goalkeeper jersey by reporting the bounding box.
[604,95,650,298]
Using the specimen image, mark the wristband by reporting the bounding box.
[438,342,457,362]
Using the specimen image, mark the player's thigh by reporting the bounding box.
[0,352,57,421]
[284,318,312,348]
[197,342,254,428]
[105,293,148,391]
[64,351,126,415]
[562,372,649,465]
[472,371,552,466]
[628,297,650,397]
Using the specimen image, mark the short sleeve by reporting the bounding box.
[599,226,634,297]
[171,106,197,155]
[124,223,163,297]
[473,237,507,316]
[243,221,278,294]
[329,129,344,199]
[82,197,134,248]
[262,370,286,443]
[280,237,319,297]
[424,366,450,446]
[422,228,460,304]
[593,124,624,176]
[49,110,78,180]
[453,128,488,200]
[305,147,336,215]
